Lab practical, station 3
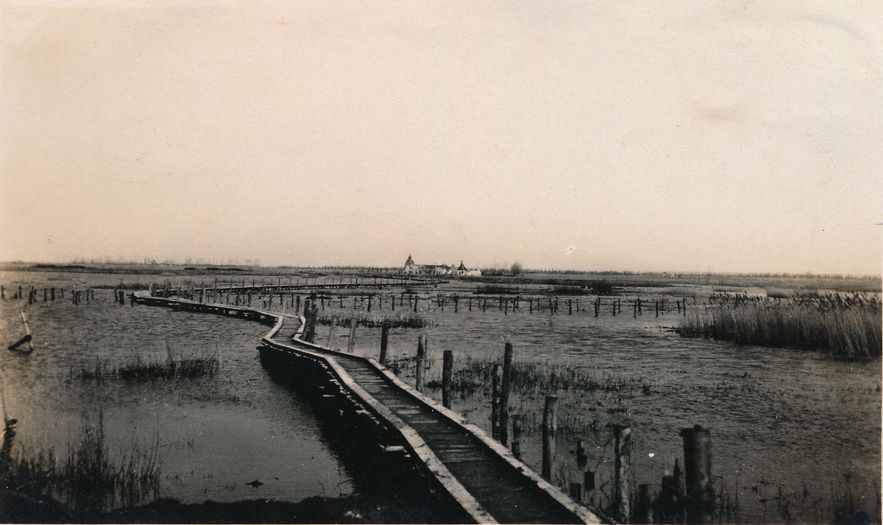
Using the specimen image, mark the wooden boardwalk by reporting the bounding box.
[133,288,602,524]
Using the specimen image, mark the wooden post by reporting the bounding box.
[415,335,426,392]
[655,300,659,318]
[499,342,513,446]
[612,425,632,523]
[347,318,357,353]
[681,425,714,524]
[379,323,389,365]
[491,364,501,440]
[542,395,558,481]
[568,299,572,315]
[576,439,588,468]
[511,415,523,459]
[634,483,652,524]
[327,318,336,349]
[0,286,4,300]
[18,312,34,353]
[442,350,453,409]
[50,287,55,301]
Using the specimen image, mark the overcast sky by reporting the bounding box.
[1,1,881,274]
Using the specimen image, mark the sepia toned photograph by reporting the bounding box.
[1,1,881,523]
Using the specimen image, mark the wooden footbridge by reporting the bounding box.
[133,286,602,524]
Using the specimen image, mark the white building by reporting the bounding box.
[402,255,480,277]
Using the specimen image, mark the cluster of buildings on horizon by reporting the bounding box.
[402,255,482,277]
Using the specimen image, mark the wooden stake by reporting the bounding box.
[612,425,632,523]
[542,395,558,481]
[415,335,426,392]
[491,364,501,440]
[511,415,523,459]
[442,350,453,409]
[682,425,714,524]
[499,342,513,446]
[379,323,389,365]
[347,318,357,353]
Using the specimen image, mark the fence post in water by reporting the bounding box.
[347,318,357,353]
[499,342,513,446]
[656,301,659,318]
[379,323,389,365]
[635,483,653,524]
[327,318,336,350]
[442,350,453,409]
[612,424,632,523]
[681,425,714,524]
[542,395,558,481]
[568,299,572,315]
[511,415,523,459]
[0,286,4,300]
[491,364,501,440]
[415,335,426,392]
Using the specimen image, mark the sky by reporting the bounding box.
[1,1,881,275]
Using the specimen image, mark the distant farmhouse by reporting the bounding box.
[402,255,481,277]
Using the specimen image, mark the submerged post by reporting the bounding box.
[442,350,453,409]
[682,425,714,524]
[499,342,513,447]
[542,395,558,481]
[415,335,426,392]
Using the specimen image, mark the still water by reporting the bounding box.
[0,270,352,509]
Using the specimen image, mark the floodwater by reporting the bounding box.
[331,292,882,523]
[0,270,352,511]
[1,270,879,523]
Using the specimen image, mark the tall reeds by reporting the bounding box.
[678,297,881,359]
[78,342,219,381]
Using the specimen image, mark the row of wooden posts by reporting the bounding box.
[0,286,135,306]
[155,283,692,320]
[337,327,717,524]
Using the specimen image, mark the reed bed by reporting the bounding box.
[474,285,522,295]
[678,298,881,359]
[316,314,431,329]
[422,357,647,396]
[1,412,161,516]
[77,343,219,381]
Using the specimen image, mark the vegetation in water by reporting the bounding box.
[77,342,219,381]
[677,295,881,359]
[0,411,161,518]
[316,315,431,329]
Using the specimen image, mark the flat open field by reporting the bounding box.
[0,264,879,523]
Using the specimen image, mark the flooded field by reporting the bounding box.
[1,267,879,523]
[0,270,353,512]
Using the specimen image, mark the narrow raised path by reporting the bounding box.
[134,288,602,524]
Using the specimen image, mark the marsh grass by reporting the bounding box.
[678,298,881,359]
[1,412,161,516]
[78,342,219,381]
[317,314,431,329]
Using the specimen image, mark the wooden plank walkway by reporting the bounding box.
[133,288,602,524]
